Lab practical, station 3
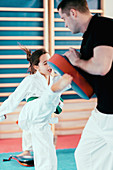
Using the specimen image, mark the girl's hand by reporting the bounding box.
[0,115,6,122]
[51,74,73,92]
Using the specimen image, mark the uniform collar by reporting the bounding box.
[35,70,53,87]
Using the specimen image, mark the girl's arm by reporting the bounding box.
[53,74,71,92]
[0,76,30,116]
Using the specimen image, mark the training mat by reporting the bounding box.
[0,148,77,170]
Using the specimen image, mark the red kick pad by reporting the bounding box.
[48,54,94,100]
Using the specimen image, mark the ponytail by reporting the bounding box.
[18,43,36,74]
[18,43,47,74]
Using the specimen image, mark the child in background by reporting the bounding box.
[0,47,72,170]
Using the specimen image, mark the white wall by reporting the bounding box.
[103,0,113,18]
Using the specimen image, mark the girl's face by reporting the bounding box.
[37,53,52,76]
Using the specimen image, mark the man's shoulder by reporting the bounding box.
[91,15,113,36]
[95,15,113,26]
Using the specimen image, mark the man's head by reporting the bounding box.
[57,0,89,16]
[57,0,90,33]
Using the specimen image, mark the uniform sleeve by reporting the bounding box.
[0,76,30,116]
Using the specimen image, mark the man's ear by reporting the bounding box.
[70,9,77,18]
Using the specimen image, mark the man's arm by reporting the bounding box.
[65,46,113,75]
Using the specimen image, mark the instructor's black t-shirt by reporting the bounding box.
[80,14,113,114]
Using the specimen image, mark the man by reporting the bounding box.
[57,0,113,170]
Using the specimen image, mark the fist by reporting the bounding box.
[0,115,6,122]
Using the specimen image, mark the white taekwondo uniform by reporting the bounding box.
[0,70,68,170]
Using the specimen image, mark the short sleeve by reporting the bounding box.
[93,18,113,48]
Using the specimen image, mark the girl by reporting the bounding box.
[0,47,72,170]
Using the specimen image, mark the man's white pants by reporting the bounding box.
[75,108,113,170]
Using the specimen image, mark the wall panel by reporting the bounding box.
[0,0,103,138]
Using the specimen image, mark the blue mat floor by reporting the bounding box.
[0,148,77,170]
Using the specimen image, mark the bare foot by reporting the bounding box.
[51,74,73,92]
[16,150,31,157]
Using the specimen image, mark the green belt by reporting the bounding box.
[27,96,63,114]
[54,97,63,114]
[27,97,39,102]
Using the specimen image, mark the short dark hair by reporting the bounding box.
[57,0,89,16]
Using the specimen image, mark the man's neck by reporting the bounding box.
[80,13,93,33]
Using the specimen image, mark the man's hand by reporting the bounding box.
[64,47,81,66]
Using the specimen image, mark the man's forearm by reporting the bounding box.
[75,58,106,75]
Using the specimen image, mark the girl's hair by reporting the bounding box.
[19,45,47,74]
